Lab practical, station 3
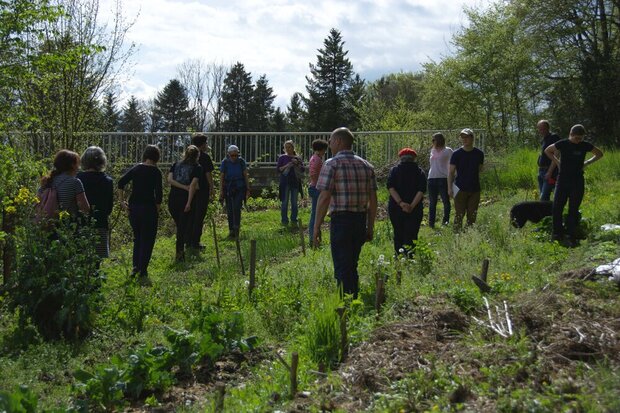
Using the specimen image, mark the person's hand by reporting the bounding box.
[120,201,129,211]
[544,170,552,180]
[245,188,251,200]
[365,227,374,242]
[156,204,161,214]
[399,201,408,212]
[184,203,191,213]
[185,184,190,191]
[313,229,321,248]
[448,188,453,199]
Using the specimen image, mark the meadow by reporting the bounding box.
[1,148,619,412]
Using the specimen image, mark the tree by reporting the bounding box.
[220,62,254,132]
[249,74,276,131]
[286,92,307,131]
[271,107,287,132]
[120,95,145,132]
[305,28,360,131]
[101,91,120,131]
[152,79,195,132]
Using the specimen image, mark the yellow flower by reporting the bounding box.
[59,210,70,220]
[4,205,17,215]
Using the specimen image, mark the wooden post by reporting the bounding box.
[298,219,306,256]
[249,239,256,298]
[290,352,299,398]
[480,258,490,283]
[211,217,220,268]
[235,232,245,276]
[471,258,491,293]
[214,382,226,412]
[336,307,348,362]
[375,274,385,314]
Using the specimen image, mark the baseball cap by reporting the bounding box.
[460,128,474,137]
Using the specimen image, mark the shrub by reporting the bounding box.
[7,219,105,340]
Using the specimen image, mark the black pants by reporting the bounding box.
[168,191,194,254]
[190,190,209,247]
[129,203,158,276]
[389,204,423,255]
[553,175,584,240]
[330,212,367,298]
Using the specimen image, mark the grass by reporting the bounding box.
[1,149,619,411]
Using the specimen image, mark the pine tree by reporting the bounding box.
[120,95,145,132]
[220,62,254,132]
[286,92,307,131]
[152,79,195,132]
[102,91,120,131]
[271,107,287,132]
[305,28,359,131]
[250,74,275,131]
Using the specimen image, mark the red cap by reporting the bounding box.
[398,147,417,157]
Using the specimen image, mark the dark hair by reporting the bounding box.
[42,149,80,188]
[312,139,329,151]
[432,133,445,147]
[331,127,354,148]
[182,145,200,165]
[81,146,107,171]
[192,134,208,147]
[142,145,160,163]
[570,124,586,136]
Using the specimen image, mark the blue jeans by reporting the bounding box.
[538,167,555,201]
[427,178,450,227]
[225,189,244,233]
[308,186,319,242]
[280,185,299,224]
[330,212,367,298]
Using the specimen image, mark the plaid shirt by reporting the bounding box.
[316,150,377,213]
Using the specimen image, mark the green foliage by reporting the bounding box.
[0,385,39,413]
[412,239,434,276]
[448,287,481,315]
[152,79,195,132]
[72,363,126,411]
[7,220,104,341]
[303,294,341,369]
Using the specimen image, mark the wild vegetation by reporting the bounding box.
[0,148,618,411]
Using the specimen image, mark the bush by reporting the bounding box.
[6,219,105,340]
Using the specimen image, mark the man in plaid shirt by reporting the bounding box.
[312,127,378,298]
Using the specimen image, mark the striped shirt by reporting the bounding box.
[316,150,377,213]
[52,173,85,216]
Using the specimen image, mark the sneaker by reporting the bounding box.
[138,276,152,287]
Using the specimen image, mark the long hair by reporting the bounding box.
[41,150,80,188]
[182,145,200,165]
[283,140,297,156]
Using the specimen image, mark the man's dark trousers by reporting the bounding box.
[191,189,209,247]
[330,212,366,298]
[552,176,584,240]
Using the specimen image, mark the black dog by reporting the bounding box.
[510,201,553,228]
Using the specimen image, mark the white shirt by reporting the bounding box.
[428,147,453,179]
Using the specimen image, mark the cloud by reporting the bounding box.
[100,0,490,108]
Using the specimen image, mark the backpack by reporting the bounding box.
[35,185,59,223]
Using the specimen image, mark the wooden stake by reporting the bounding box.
[290,352,299,398]
[298,219,306,256]
[375,275,386,314]
[235,233,245,276]
[249,239,256,298]
[336,307,348,362]
[480,258,490,283]
[211,217,220,268]
[472,258,491,293]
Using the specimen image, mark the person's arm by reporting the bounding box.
[104,179,114,216]
[366,188,377,242]
[389,187,409,212]
[76,192,90,214]
[167,172,190,191]
[447,164,456,198]
[278,157,294,172]
[545,161,557,179]
[155,170,163,213]
[206,171,214,200]
[220,172,226,201]
[312,189,331,248]
[185,177,199,212]
[405,191,424,214]
[585,146,603,166]
[544,144,560,169]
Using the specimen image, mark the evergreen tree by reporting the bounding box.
[286,92,307,131]
[220,62,254,132]
[120,95,145,132]
[152,79,195,132]
[249,74,276,131]
[101,91,120,131]
[271,107,287,132]
[305,28,358,131]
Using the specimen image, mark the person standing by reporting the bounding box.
[118,145,162,284]
[427,133,453,228]
[388,148,427,256]
[189,134,215,250]
[308,139,329,245]
[545,124,603,247]
[277,140,304,226]
[219,145,250,239]
[448,128,484,232]
[313,127,377,298]
[77,146,114,259]
[168,145,202,262]
[536,120,560,201]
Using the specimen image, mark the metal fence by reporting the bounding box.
[3,130,486,168]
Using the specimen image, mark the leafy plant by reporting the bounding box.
[72,363,126,412]
[0,385,39,413]
[303,295,341,369]
[412,239,435,276]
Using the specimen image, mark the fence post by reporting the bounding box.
[375,274,386,315]
[290,352,299,398]
[211,217,220,268]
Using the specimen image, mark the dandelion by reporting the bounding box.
[398,248,405,254]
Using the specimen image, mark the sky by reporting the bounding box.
[100,0,492,109]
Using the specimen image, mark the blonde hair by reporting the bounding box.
[284,140,297,156]
[182,145,200,164]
